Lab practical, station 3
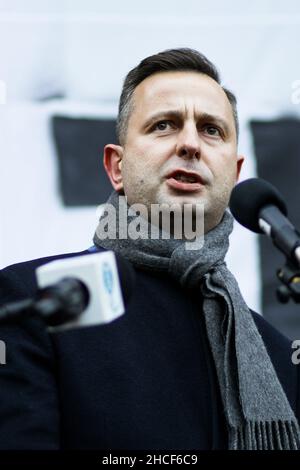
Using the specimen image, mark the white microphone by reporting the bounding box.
[35,251,135,332]
[0,252,135,329]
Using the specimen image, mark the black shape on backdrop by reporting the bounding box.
[250,118,300,340]
[51,116,116,206]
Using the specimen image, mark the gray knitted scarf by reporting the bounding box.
[93,191,300,450]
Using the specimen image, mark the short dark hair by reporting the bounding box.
[116,48,239,146]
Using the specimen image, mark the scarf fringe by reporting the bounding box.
[230,420,300,450]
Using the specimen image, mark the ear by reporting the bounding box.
[236,154,244,181]
[103,144,124,192]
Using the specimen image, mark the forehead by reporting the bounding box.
[131,71,234,123]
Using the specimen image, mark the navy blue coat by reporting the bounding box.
[0,249,299,449]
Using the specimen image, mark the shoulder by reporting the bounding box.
[251,309,291,350]
[250,309,299,414]
[250,309,294,373]
[251,309,293,360]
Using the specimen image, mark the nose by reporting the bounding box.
[176,124,201,160]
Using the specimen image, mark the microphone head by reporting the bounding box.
[229,178,287,233]
[36,251,136,329]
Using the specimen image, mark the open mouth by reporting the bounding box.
[165,169,204,192]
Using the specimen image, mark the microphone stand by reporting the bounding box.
[276,259,300,303]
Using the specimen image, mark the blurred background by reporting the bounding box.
[1,0,300,338]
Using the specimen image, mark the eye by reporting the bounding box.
[202,125,221,137]
[152,120,174,131]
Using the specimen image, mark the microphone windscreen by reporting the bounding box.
[229,178,287,233]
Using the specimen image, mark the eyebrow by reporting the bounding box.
[142,110,231,135]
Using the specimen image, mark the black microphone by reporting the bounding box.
[0,252,136,327]
[229,178,300,265]
[0,277,89,326]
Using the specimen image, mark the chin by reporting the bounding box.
[168,195,204,209]
[158,188,197,206]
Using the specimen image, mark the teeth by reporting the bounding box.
[174,174,197,183]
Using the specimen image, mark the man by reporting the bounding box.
[0,48,299,450]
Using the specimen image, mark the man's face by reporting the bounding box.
[106,71,244,232]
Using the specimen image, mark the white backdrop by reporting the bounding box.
[1,0,300,313]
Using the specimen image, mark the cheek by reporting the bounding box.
[121,152,152,192]
[123,144,163,177]
[122,137,176,189]
[213,151,238,178]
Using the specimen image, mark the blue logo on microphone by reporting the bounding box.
[103,262,114,295]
